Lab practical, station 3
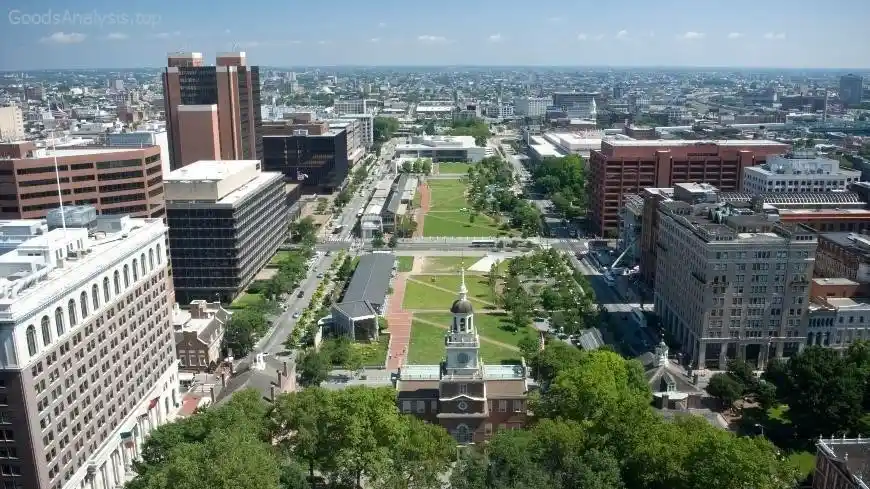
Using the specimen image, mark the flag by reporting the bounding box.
[296,170,308,181]
[148,397,159,410]
[120,431,134,448]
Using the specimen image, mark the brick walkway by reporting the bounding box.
[413,181,431,238]
[386,272,413,370]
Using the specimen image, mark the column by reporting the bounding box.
[774,342,784,358]
[100,463,109,489]
[718,342,728,371]
[739,343,747,361]
[697,341,706,369]
[110,451,121,487]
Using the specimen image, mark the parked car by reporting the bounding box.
[297,290,304,298]
[292,312,301,319]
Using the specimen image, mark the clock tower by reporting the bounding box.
[445,269,481,376]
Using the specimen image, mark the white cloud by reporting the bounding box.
[727,32,743,39]
[615,30,629,40]
[105,32,128,41]
[681,31,705,40]
[418,35,448,43]
[488,33,502,42]
[152,31,181,39]
[369,37,380,43]
[763,32,786,40]
[40,32,86,44]
[577,33,588,41]
[378,22,386,28]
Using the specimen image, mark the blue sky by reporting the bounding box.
[2,0,869,70]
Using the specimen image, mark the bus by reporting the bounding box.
[471,239,496,248]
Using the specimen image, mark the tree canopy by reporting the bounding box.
[532,155,586,220]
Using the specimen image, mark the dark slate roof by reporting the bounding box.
[575,328,604,351]
[333,300,378,319]
[342,253,394,305]
[450,299,473,314]
[385,189,402,215]
[215,356,291,404]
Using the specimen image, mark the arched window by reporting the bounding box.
[123,265,130,288]
[113,271,121,294]
[149,249,155,271]
[41,316,51,346]
[132,260,139,281]
[92,284,100,311]
[456,424,472,444]
[54,307,65,337]
[103,277,111,303]
[156,245,162,265]
[140,253,146,276]
[68,299,77,327]
[80,291,88,318]
[26,326,37,356]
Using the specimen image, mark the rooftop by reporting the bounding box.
[606,139,785,147]
[397,135,478,150]
[341,253,394,305]
[817,437,870,487]
[164,160,282,206]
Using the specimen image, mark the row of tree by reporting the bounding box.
[532,155,587,221]
[450,348,799,489]
[467,157,541,236]
[449,118,490,146]
[399,158,432,175]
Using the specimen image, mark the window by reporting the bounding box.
[113,271,121,294]
[79,292,88,319]
[458,383,468,394]
[512,400,523,413]
[123,265,129,288]
[91,284,99,311]
[140,253,146,276]
[498,400,507,412]
[455,424,472,444]
[156,245,162,264]
[401,401,412,413]
[103,277,111,303]
[26,326,37,356]
[148,249,155,270]
[416,401,425,413]
[67,299,77,328]
[132,260,138,281]
[41,316,52,346]
[54,307,65,337]
[430,400,438,412]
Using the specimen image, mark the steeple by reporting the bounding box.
[459,268,468,301]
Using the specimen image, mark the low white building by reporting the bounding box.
[395,135,486,163]
[743,151,862,194]
[808,287,870,351]
[515,97,549,117]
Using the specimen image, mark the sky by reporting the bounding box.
[2,0,870,70]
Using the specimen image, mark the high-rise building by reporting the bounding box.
[341,113,374,149]
[653,183,817,369]
[839,74,864,107]
[743,151,862,193]
[589,139,789,234]
[164,160,288,304]
[514,96,549,117]
[396,270,529,444]
[261,118,349,191]
[0,141,165,220]
[162,52,262,170]
[0,106,25,142]
[333,99,367,116]
[0,214,178,489]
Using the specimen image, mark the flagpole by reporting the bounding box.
[51,130,68,236]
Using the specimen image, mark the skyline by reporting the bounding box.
[2,0,870,70]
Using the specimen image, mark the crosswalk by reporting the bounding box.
[323,235,355,243]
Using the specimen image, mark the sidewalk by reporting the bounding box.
[385,273,412,370]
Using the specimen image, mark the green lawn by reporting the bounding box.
[396,256,414,272]
[230,292,265,310]
[416,312,534,349]
[354,334,390,367]
[438,162,471,174]
[408,318,522,365]
[402,274,497,310]
[269,251,294,266]
[428,179,468,212]
[423,256,485,274]
[423,179,512,237]
[788,451,816,480]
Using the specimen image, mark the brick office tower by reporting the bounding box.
[589,139,789,235]
[162,52,262,170]
[396,271,529,443]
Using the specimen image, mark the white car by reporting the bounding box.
[292,312,301,319]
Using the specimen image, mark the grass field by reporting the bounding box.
[422,256,485,274]
[269,250,295,266]
[423,179,509,238]
[416,312,534,348]
[408,317,522,365]
[396,256,414,272]
[230,292,265,310]
[438,162,472,174]
[402,274,497,310]
[354,334,390,367]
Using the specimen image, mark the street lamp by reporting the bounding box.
[754,423,765,436]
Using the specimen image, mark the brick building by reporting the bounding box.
[395,271,529,443]
[589,139,788,234]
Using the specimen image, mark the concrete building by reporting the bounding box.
[396,271,529,444]
[104,128,171,179]
[164,160,288,304]
[162,52,262,170]
[743,151,862,194]
[333,99,368,116]
[382,174,417,234]
[589,139,789,234]
[328,118,365,166]
[807,292,870,350]
[514,97,549,118]
[360,177,394,239]
[813,437,870,489]
[0,141,165,220]
[342,113,375,149]
[330,253,395,341]
[815,232,870,283]
[0,215,178,489]
[261,118,349,192]
[395,135,486,163]
[839,74,864,107]
[653,183,817,369]
[0,106,25,142]
[529,131,606,159]
[172,300,230,372]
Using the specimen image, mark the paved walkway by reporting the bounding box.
[414,181,431,238]
[386,272,413,370]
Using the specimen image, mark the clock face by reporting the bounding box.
[458,401,468,411]
[457,353,469,365]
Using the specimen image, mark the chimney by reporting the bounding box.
[283,361,288,377]
[277,371,283,388]
[210,387,215,403]
[220,373,226,388]
[270,385,276,402]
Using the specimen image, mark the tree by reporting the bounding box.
[421,159,432,175]
[539,287,562,313]
[487,262,498,293]
[296,348,330,388]
[373,116,399,143]
[527,341,585,387]
[727,358,757,390]
[372,231,385,249]
[755,380,777,410]
[388,234,398,248]
[289,217,317,245]
[278,459,311,489]
[401,161,413,173]
[223,309,267,357]
[270,388,337,479]
[518,334,540,361]
[707,373,745,409]
[383,416,455,489]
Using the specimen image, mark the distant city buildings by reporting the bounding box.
[0,215,178,489]
[333,99,369,116]
[589,139,789,234]
[839,73,864,107]
[742,151,862,194]
[0,141,165,220]
[394,135,487,163]
[0,106,25,142]
[162,52,262,170]
[164,160,288,303]
[514,96,549,118]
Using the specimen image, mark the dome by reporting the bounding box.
[451,299,474,314]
